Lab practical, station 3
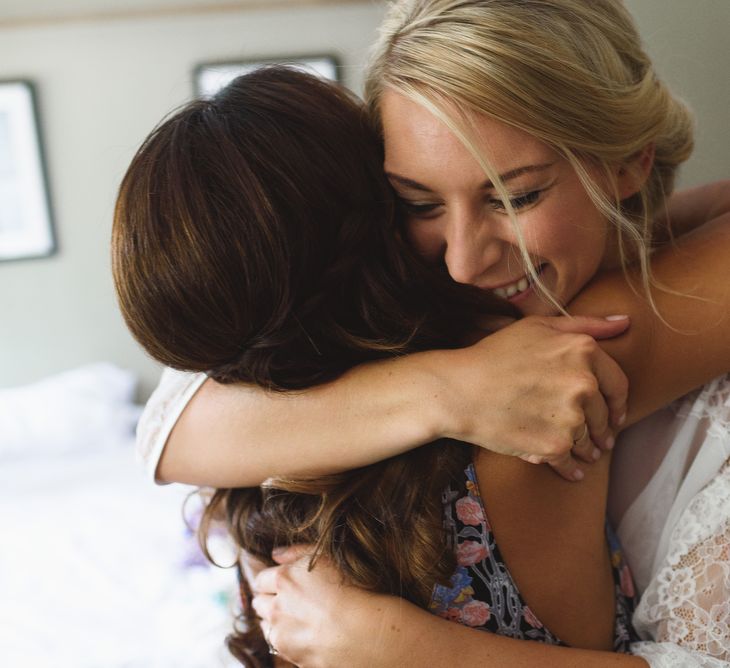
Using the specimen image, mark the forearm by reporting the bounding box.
[159,312,631,487]
[159,352,447,486]
[376,598,648,668]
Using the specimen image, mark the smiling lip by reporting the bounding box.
[506,280,535,303]
[490,264,546,300]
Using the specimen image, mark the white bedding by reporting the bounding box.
[0,443,239,668]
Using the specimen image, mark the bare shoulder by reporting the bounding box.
[570,214,730,426]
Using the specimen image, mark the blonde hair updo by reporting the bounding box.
[365,0,694,306]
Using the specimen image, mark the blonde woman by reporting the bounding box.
[133,0,729,665]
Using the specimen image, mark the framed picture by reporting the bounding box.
[0,81,55,262]
[194,55,340,98]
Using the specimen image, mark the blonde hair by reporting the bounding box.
[365,0,694,309]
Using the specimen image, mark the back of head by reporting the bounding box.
[114,67,490,390]
[113,68,514,662]
[366,0,694,271]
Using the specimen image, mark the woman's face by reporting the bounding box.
[380,90,611,316]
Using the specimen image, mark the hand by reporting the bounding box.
[239,549,270,584]
[252,546,396,668]
[436,314,630,481]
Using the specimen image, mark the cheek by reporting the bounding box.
[405,222,444,261]
[546,189,608,254]
[520,204,575,261]
[529,201,607,289]
[552,214,609,286]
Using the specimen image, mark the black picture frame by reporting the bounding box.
[0,80,56,262]
[193,54,341,98]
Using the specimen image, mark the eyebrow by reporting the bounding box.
[385,162,555,192]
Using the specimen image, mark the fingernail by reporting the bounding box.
[617,413,627,427]
[271,546,286,557]
[573,469,585,481]
[592,447,601,461]
[605,435,615,450]
[605,315,629,321]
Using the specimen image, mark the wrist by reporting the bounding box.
[414,348,470,442]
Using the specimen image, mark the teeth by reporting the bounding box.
[493,276,530,300]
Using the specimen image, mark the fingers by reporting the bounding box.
[535,451,585,482]
[255,601,295,666]
[582,385,614,452]
[591,347,629,434]
[570,420,601,463]
[240,550,271,584]
[521,450,584,481]
[546,314,630,340]
[254,565,281,596]
[272,543,313,565]
[547,313,630,437]
[252,590,275,621]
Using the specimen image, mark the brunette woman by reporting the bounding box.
[114,67,640,664]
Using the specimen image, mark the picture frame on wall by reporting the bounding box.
[194,55,340,98]
[0,80,56,262]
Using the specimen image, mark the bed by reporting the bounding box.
[0,364,239,667]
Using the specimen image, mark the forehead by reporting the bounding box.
[380,89,556,181]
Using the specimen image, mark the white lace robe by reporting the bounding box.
[138,370,730,666]
[612,375,730,666]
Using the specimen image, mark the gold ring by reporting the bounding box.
[573,423,588,445]
[264,626,279,656]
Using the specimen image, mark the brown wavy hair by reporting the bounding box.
[112,67,516,666]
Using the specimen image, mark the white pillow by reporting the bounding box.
[0,363,142,459]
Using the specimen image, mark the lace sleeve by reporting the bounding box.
[631,460,730,666]
[631,642,729,667]
[674,374,730,439]
[135,368,207,483]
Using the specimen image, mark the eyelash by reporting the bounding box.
[398,201,440,217]
[489,189,542,211]
[398,189,543,219]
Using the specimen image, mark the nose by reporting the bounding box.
[442,208,503,287]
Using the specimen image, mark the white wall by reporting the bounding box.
[625,0,730,188]
[0,2,386,397]
[0,0,727,398]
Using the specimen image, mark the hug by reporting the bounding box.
[113,1,730,666]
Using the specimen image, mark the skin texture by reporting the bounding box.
[253,551,648,668]
[157,93,660,487]
[139,63,729,668]
[162,313,627,485]
[380,90,641,312]
[247,96,730,666]
[252,212,730,667]
[153,92,727,665]
[159,182,729,494]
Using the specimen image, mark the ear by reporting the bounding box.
[617,143,655,200]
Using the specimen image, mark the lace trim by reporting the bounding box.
[633,459,730,663]
[672,374,730,441]
[631,641,729,667]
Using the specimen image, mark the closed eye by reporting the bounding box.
[488,189,542,212]
[397,199,442,218]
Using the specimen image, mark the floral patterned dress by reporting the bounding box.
[430,463,638,652]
